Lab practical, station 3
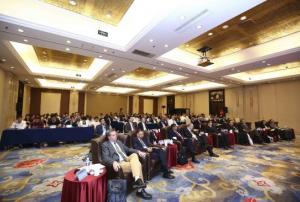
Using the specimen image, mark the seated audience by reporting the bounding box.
[133,130,175,179]
[138,118,148,131]
[101,130,152,200]
[124,117,137,133]
[205,121,231,149]
[96,118,111,136]
[10,115,27,129]
[47,114,61,128]
[31,115,44,128]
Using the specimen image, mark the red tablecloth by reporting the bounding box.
[167,144,178,168]
[61,168,107,202]
[228,133,235,146]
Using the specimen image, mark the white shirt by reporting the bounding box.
[78,120,91,127]
[10,120,27,129]
[187,128,197,140]
[168,119,178,126]
[142,122,147,131]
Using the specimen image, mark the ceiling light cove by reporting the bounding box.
[36,78,86,90]
[10,41,112,81]
[97,86,138,94]
[112,69,185,88]
[164,81,226,92]
[137,91,173,97]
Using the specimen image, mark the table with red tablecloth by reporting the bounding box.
[61,168,107,202]
[167,144,178,168]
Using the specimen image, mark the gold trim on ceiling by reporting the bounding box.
[34,46,93,71]
[41,0,134,26]
[126,67,168,80]
[181,0,300,59]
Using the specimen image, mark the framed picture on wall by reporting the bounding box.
[209,90,224,102]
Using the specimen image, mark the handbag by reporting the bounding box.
[107,179,127,202]
[177,147,188,165]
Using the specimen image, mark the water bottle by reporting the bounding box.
[86,157,90,166]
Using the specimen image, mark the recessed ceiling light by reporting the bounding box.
[231,67,235,71]
[98,55,102,58]
[111,68,114,71]
[69,0,77,6]
[267,63,271,66]
[180,16,185,20]
[196,25,202,29]
[66,40,71,44]
[103,49,108,52]
[179,67,182,70]
[10,66,15,69]
[160,63,164,66]
[222,25,229,29]
[149,39,154,43]
[185,73,189,76]
[153,66,156,69]
[208,32,213,36]
[1,58,6,62]
[194,71,198,74]
[106,11,112,18]
[262,60,266,63]
[83,59,88,62]
[65,47,70,51]
[18,28,24,33]
[240,16,247,21]
[122,70,126,73]
[23,39,28,42]
[185,44,189,47]
[164,44,168,48]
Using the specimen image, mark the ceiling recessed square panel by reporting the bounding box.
[34,47,93,71]
[164,81,226,92]
[137,91,173,97]
[112,67,185,88]
[10,41,112,81]
[36,78,87,90]
[227,61,300,82]
[97,86,138,94]
[41,0,134,26]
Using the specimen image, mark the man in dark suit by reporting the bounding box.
[183,123,219,163]
[158,115,168,129]
[133,130,175,179]
[124,117,137,133]
[138,118,148,131]
[96,118,111,136]
[168,124,184,151]
[206,121,231,149]
[101,130,152,200]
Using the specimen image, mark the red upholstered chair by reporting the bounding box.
[227,133,236,146]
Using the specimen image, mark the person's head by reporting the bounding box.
[35,115,41,120]
[141,117,146,123]
[187,123,194,130]
[16,115,22,123]
[208,121,213,127]
[137,130,145,139]
[106,130,118,142]
[100,118,106,125]
[94,116,99,122]
[129,117,134,122]
[171,124,177,131]
[262,120,266,125]
[229,120,234,126]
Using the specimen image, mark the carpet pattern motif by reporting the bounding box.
[0,139,300,202]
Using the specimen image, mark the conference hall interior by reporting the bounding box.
[0,0,300,201]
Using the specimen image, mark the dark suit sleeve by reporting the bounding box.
[138,123,142,130]
[122,141,138,154]
[132,137,147,152]
[101,142,114,166]
[168,131,174,139]
[183,128,192,138]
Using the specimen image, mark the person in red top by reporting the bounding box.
[31,115,45,128]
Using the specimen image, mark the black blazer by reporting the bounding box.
[138,122,148,131]
[168,130,184,141]
[158,121,168,129]
[124,122,137,133]
[132,137,151,152]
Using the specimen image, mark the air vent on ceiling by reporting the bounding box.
[174,9,210,33]
[132,49,155,58]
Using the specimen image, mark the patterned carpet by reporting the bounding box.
[0,138,299,202]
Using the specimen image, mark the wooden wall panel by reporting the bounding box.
[78,92,85,114]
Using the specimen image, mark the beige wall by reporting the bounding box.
[86,93,128,116]
[22,85,31,117]
[143,99,154,114]
[225,80,300,133]
[0,68,19,135]
[175,91,209,115]
[69,91,79,114]
[158,96,167,115]
[40,92,61,114]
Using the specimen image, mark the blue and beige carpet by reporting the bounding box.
[0,138,299,202]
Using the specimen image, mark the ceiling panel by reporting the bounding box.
[41,0,134,26]
[181,0,300,59]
